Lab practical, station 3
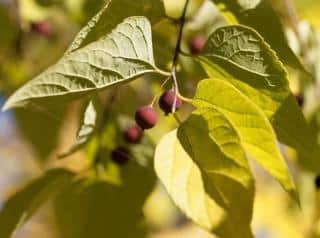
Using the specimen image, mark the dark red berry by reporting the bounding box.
[135,106,157,130]
[159,90,182,115]
[315,175,320,190]
[124,126,143,144]
[189,35,205,54]
[111,147,130,165]
[32,21,53,37]
[295,94,304,107]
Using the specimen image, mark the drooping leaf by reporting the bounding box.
[3,16,169,111]
[66,0,165,53]
[192,79,297,201]
[0,169,74,238]
[55,160,156,238]
[59,99,100,158]
[199,25,319,172]
[211,0,308,74]
[155,126,254,238]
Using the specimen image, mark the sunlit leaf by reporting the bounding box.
[3,16,169,110]
[155,127,254,238]
[199,25,319,173]
[192,79,297,201]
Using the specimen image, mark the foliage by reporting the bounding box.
[0,0,320,238]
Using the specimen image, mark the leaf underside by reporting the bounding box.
[3,16,166,110]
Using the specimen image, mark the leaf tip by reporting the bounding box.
[2,100,12,112]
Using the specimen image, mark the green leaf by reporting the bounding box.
[0,169,74,238]
[3,16,169,111]
[59,99,100,158]
[200,25,289,96]
[155,126,254,238]
[66,0,165,53]
[211,0,308,74]
[199,25,319,173]
[55,161,156,238]
[192,79,297,201]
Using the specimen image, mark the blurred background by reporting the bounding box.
[0,0,320,237]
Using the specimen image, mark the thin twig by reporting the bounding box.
[13,0,23,57]
[171,0,191,112]
[172,0,191,67]
[151,76,171,106]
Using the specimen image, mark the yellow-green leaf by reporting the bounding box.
[155,123,254,237]
[199,25,319,173]
[193,79,297,201]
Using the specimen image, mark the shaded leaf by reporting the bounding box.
[0,169,74,238]
[0,5,18,55]
[59,99,100,158]
[199,25,319,173]
[193,79,297,201]
[55,160,156,238]
[295,110,320,172]
[155,126,254,238]
[14,105,66,161]
[3,16,169,111]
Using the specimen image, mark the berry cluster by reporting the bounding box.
[110,90,182,165]
[110,126,142,165]
[135,90,182,130]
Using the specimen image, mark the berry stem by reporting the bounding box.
[151,75,171,106]
[177,93,193,103]
[170,0,191,113]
